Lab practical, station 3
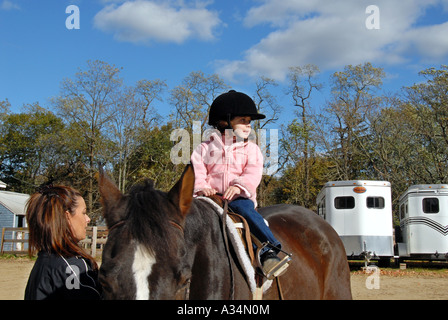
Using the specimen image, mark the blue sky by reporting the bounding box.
[1,0,448,125]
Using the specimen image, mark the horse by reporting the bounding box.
[98,165,352,300]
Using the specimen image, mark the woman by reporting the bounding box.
[24,185,101,300]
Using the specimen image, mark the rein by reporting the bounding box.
[108,219,184,233]
[108,220,126,232]
[169,220,184,233]
[222,200,235,300]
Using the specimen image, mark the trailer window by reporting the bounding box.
[318,202,326,219]
[400,204,407,220]
[423,198,439,214]
[367,197,385,209]
[334,197,355,209]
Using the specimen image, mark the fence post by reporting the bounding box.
[91,227,97,258]
[1,228,5,254]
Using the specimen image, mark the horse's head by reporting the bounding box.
[98,165,195,299]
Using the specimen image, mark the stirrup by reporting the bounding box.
[264,255,291,280]
[256,242,292,280]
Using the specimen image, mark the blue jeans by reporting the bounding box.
[228,198,282,255]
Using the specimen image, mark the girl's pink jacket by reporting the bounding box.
[190,132,264,207]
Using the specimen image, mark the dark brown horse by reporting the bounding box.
[98,165,352,299]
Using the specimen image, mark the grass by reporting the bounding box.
[0,254,36,261]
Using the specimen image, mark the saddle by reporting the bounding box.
[206,195,291,280]
[207,195,255,259]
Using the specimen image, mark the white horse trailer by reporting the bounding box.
[397,184,448,260]
[316,181,394,261]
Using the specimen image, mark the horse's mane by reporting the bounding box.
[123,180,223,257]
[126,179,178,253]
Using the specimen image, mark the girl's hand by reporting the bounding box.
[198,188,217,197]
[223,186,241,200]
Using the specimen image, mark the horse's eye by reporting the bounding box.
[175,278,191,300]
[180,278,191,289]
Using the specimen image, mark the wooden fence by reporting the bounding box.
[79,226,109,258]
[1,226,109,258]
[0,227,29,255]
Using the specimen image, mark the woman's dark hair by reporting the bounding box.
[26,185,97,269]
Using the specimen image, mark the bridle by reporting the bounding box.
[107,218,184,233]
[107,219,126,232]
[105,215,189,299]
[168,219,184,233]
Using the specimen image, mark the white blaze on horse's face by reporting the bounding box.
[132,243,156,300]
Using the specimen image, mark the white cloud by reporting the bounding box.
[94,0,221,44]
[0,0,20,10]
[216,0,448,82]
[400,22,448,61]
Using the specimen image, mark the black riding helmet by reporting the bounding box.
[208,90,266,126]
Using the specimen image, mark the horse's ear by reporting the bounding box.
[98,166,125,227]
[168,164,195,217]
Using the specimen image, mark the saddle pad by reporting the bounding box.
[197,197,272,294]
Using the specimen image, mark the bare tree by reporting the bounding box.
[108,79,166,192]
[169,71,229,132]
[317,62,385,180]
[281,65,321,207]
[54,60,122,214]
[252,76,282,206]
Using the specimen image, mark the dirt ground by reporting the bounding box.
[0,258,35,300]
[351,268,448,300]
[1,257,448,300]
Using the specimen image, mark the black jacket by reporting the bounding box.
[25,251,101,300]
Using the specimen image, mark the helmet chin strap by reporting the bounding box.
[226,113,233,130]
[222,113,236,142]
[224,113,249,142]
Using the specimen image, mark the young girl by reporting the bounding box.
[190,90,289,278]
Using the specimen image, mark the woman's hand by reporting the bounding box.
[223,186,241,200]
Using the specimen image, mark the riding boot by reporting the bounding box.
[260,250,291,280]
